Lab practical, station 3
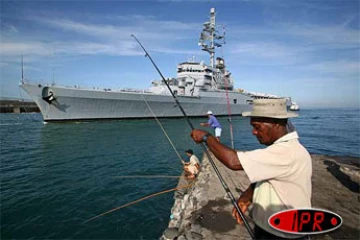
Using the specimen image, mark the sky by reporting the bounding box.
[1,0,359,108]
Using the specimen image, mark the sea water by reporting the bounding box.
[1,108,359,239]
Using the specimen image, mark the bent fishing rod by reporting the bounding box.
[131,35,255,240]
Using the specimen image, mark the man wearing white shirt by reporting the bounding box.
[190,99,312,239]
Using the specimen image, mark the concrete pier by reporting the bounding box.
[162,153,359,240]
[0,100,39,113]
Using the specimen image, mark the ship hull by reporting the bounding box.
[20,83,253,122]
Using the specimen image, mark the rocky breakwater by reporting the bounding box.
[161,153,359,240]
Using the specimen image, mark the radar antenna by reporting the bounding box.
[198,8,226,89]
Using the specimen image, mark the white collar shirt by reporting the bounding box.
[237,131,312,238]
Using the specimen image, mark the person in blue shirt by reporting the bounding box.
[200,110,222,142]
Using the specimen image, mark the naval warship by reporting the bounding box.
[20,8,288,122]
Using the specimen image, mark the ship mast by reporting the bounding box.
[198,8,225,89]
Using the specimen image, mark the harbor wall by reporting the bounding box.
[162,153,360,240]
[0,100,40,113]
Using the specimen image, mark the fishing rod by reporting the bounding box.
[83,182,193,223]
[113,175,181,179]
[131,35,255,240]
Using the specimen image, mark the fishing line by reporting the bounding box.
[18,56,42,123]
[218,35,234,149]
[140,94,183,163]
[112,175,181,179]
[219,53,240,196]
[223,77,235,149]
[83,182,194,223]
[131,35,255,239]
[18,87,41,123]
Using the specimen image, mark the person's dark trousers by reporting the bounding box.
[254,225,310,240]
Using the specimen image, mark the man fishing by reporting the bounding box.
[181,149,200,179]
[190,99,312,239]
[200,110,222,142]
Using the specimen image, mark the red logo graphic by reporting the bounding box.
[268,208,342,235]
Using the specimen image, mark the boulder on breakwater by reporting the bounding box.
[161,153,359,240]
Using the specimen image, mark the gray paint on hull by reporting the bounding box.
[20,83,252,121]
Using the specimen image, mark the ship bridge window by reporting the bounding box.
[233,99,237,104]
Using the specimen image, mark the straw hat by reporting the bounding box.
[242,99,298,119]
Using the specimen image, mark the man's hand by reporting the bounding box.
[190,129,210,143]
[232,198,251,224]
[232,185,253,224]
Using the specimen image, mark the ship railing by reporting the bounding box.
[21,80,167,95]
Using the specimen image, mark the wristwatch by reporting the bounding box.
[202,133,211,143]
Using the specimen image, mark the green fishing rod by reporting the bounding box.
[131,35,255,240]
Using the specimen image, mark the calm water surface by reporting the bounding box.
[1,108,359,239]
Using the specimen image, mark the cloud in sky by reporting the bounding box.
[1,12,200,60]
[0,0,359,108]
[304,60,359,74]
[1,23,18,33]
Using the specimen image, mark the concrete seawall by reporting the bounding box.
[162,153,359,240]
[0,100,39,113]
